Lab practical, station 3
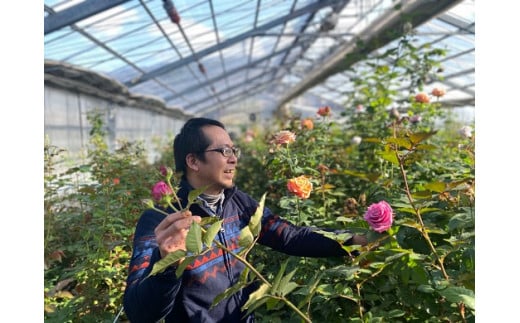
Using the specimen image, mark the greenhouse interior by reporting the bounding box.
[42,0,479,322]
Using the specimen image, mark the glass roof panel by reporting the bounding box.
[44,0,474,123]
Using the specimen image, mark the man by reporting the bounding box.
[123,117,367,322]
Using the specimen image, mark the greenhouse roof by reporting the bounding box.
[44,0,474,124]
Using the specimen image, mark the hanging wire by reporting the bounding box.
[162,0,224,114]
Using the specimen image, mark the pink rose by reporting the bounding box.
[159,165,168,177]
[364,201,393,233]
[152,181,173,202]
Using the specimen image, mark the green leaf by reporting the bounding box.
[377,151,399,165]
[175,255,198,278]
[250,193,266,236]
[448,213,474,231]
[438,286,475,310]
[278,268,299,296]
[148,250,186,277]
[242,283,270,314]
[411,190,432,199]
[186,222,202,254]
[187,186,207,206]
[271,259,289,293]
[203,220,223,248]
[238,226,254,248]
[387,309,406,317]
[212,279,248,309]
[281,281,299,297]
[417,284,435,293]
[386,137,412,150]
[416,143,436,150]
[424,181,446,193]
[408,131,437,145]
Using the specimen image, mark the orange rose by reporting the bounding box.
[431,87,446,97]
[287,175,313,199]
[317,106,331,116]
[415,92,430,103]
[113,178,120,185]
[301,118,314,130]
[273,130,296,145]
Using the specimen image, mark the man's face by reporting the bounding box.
[191,125,238,194]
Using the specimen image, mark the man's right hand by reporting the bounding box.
[154,210,202,258]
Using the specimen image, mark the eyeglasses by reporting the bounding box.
[204,146,241,159]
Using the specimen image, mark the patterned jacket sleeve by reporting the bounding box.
[236,192,351,257]
[258,206,351,257]
[123,209,182,322]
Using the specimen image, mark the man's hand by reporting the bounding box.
[154,210,202,258]
[351,234,368,246]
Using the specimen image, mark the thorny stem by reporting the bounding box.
[214,235,311,323]
[392,136,449,280]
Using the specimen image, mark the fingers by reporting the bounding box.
[154,210,201,257]
[155,210,192,232]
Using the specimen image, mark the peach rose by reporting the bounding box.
[431,87,446,97]
[287,175,313,199]
[415,92,430,104]
[301,118,314,130]
[273,130,296,145]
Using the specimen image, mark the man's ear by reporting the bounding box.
[186,153,200,171]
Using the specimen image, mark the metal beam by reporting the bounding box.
[276,0,464,111]
[125,0,338,86]
[45,0,132,35]
[163,43,295,102]
[186,66,285,112]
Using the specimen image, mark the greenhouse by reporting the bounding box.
[42,0,477,322]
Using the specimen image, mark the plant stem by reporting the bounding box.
[395,152,449,280]
[214,236,311,323]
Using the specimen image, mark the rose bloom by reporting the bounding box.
[152,181,173,202]
[355,104,364,113]
[159,165,168,177]
[415,92,430,104]
[317,106,331,117]
[273,130,296,145]
[409,115,422,124]
[364,200,393,233]
[431,87,446,97]
[459,125,473,138]
[112,178,120,185]
[351,136,362,145]
[301,118,314,130]
[287,175,313,199]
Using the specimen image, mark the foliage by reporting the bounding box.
[44,34,474,322]
[44,110,171,322]
[233,35,474,322]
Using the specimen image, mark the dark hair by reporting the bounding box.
[173,117,226,174]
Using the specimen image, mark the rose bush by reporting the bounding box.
[44,34,474,322]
